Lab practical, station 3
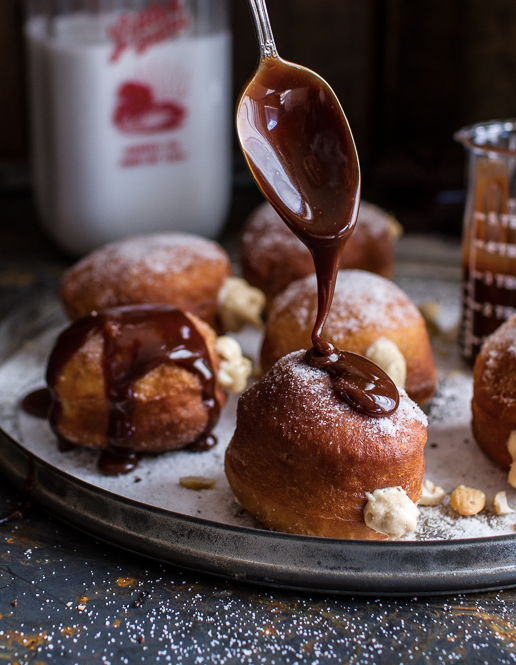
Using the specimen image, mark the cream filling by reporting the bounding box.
[216,335,252,394]
[365,337,406,389]
[507,431,516,488]
[363,486,419,540]
[218,276,266,332]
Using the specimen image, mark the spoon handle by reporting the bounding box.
[247,0,278,60]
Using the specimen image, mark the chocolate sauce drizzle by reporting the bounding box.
[237,57,399,417]
[21,387,52,419]
[39,305,220,475]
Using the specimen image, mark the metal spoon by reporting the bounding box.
[236,0,361,246]
[236,0,361,356]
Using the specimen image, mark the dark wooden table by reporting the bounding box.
[1,188,516,664]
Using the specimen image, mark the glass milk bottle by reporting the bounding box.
[25,0,231,255]
[455,120,516,363]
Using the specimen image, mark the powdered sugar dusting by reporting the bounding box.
[272,270,421,335]
[241,202,302,255]
[481,316,516,375]
[67,233,228,281]
[476,315,516,406]
[356,200,396,238]
[4,269,516,544]
[263,351,427,441]
[241,200,392,268]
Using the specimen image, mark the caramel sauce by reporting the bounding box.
[21,387,52,419]
[42,305,220,475]
[460,159,516,363]
[237,57,399,417]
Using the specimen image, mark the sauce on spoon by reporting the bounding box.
[237,57,399,417]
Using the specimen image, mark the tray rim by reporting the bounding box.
[2,286,516,596]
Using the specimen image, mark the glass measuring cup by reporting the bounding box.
[455,119,516,363]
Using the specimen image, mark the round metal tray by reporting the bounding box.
[1,286,516,596]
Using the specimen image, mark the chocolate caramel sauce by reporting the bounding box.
[237,57,399,417]
[460,163,516,364]
[21,387,52,419]
[41,305,220,475]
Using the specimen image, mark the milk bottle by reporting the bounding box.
[25,0,231,255]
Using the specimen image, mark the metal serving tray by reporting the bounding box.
[1,281,516,596]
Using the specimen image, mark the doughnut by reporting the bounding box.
[225,351,427,540]
[240,200,401,304]
[46,304,227,474]
[472,315,516,470]
[59,233,232,329]
[261,269,436,405]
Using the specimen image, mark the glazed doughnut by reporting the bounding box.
[472,315,516,470]
[240,200,401,304]
[261,270,436,405]
[225,351,427,540]
[46,305,227,473]
[59,233,232,329]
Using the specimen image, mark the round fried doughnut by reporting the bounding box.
[240,200,400,304]
[59,233,232,328]
[225,351,427,540]
[472,315,516,470]
[261,270,436,405]
[47,306,225,454]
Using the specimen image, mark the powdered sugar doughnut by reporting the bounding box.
[261,269,436,405]
[472,315,516,469]
[240,200,401,304]
[60,233,232,328]
[225,351,427,540]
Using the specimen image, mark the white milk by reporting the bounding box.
[25,13,232,255]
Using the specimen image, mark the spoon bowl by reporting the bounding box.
[236,0,398,418]
[236,1,361,246]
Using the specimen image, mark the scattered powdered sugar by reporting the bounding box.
[263,351,427,442]
[485,348,501,371]
[4,271,516,546]
[67,232,228,281]
[272,270,421,335]
[241,202,303,256]
[481,316,516,374]
[241,200,391,268]
[476,316,516,406]
[356,200,396,239]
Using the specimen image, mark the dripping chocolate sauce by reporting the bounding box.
[238,57,398,417]
[23,305,220,475]
[21,387,52,419]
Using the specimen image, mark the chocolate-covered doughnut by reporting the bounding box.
[261,270,436,405]
[225,351,427,539]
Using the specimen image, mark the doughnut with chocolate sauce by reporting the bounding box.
[261,270,437,405]
[237,56,399,416]
[225,50,429,539]
[225,352,427,539]
[45,305,225,475]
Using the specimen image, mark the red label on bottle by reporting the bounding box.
[113,81,187,134]
[107,1,190,62]
[120,140,187,167]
